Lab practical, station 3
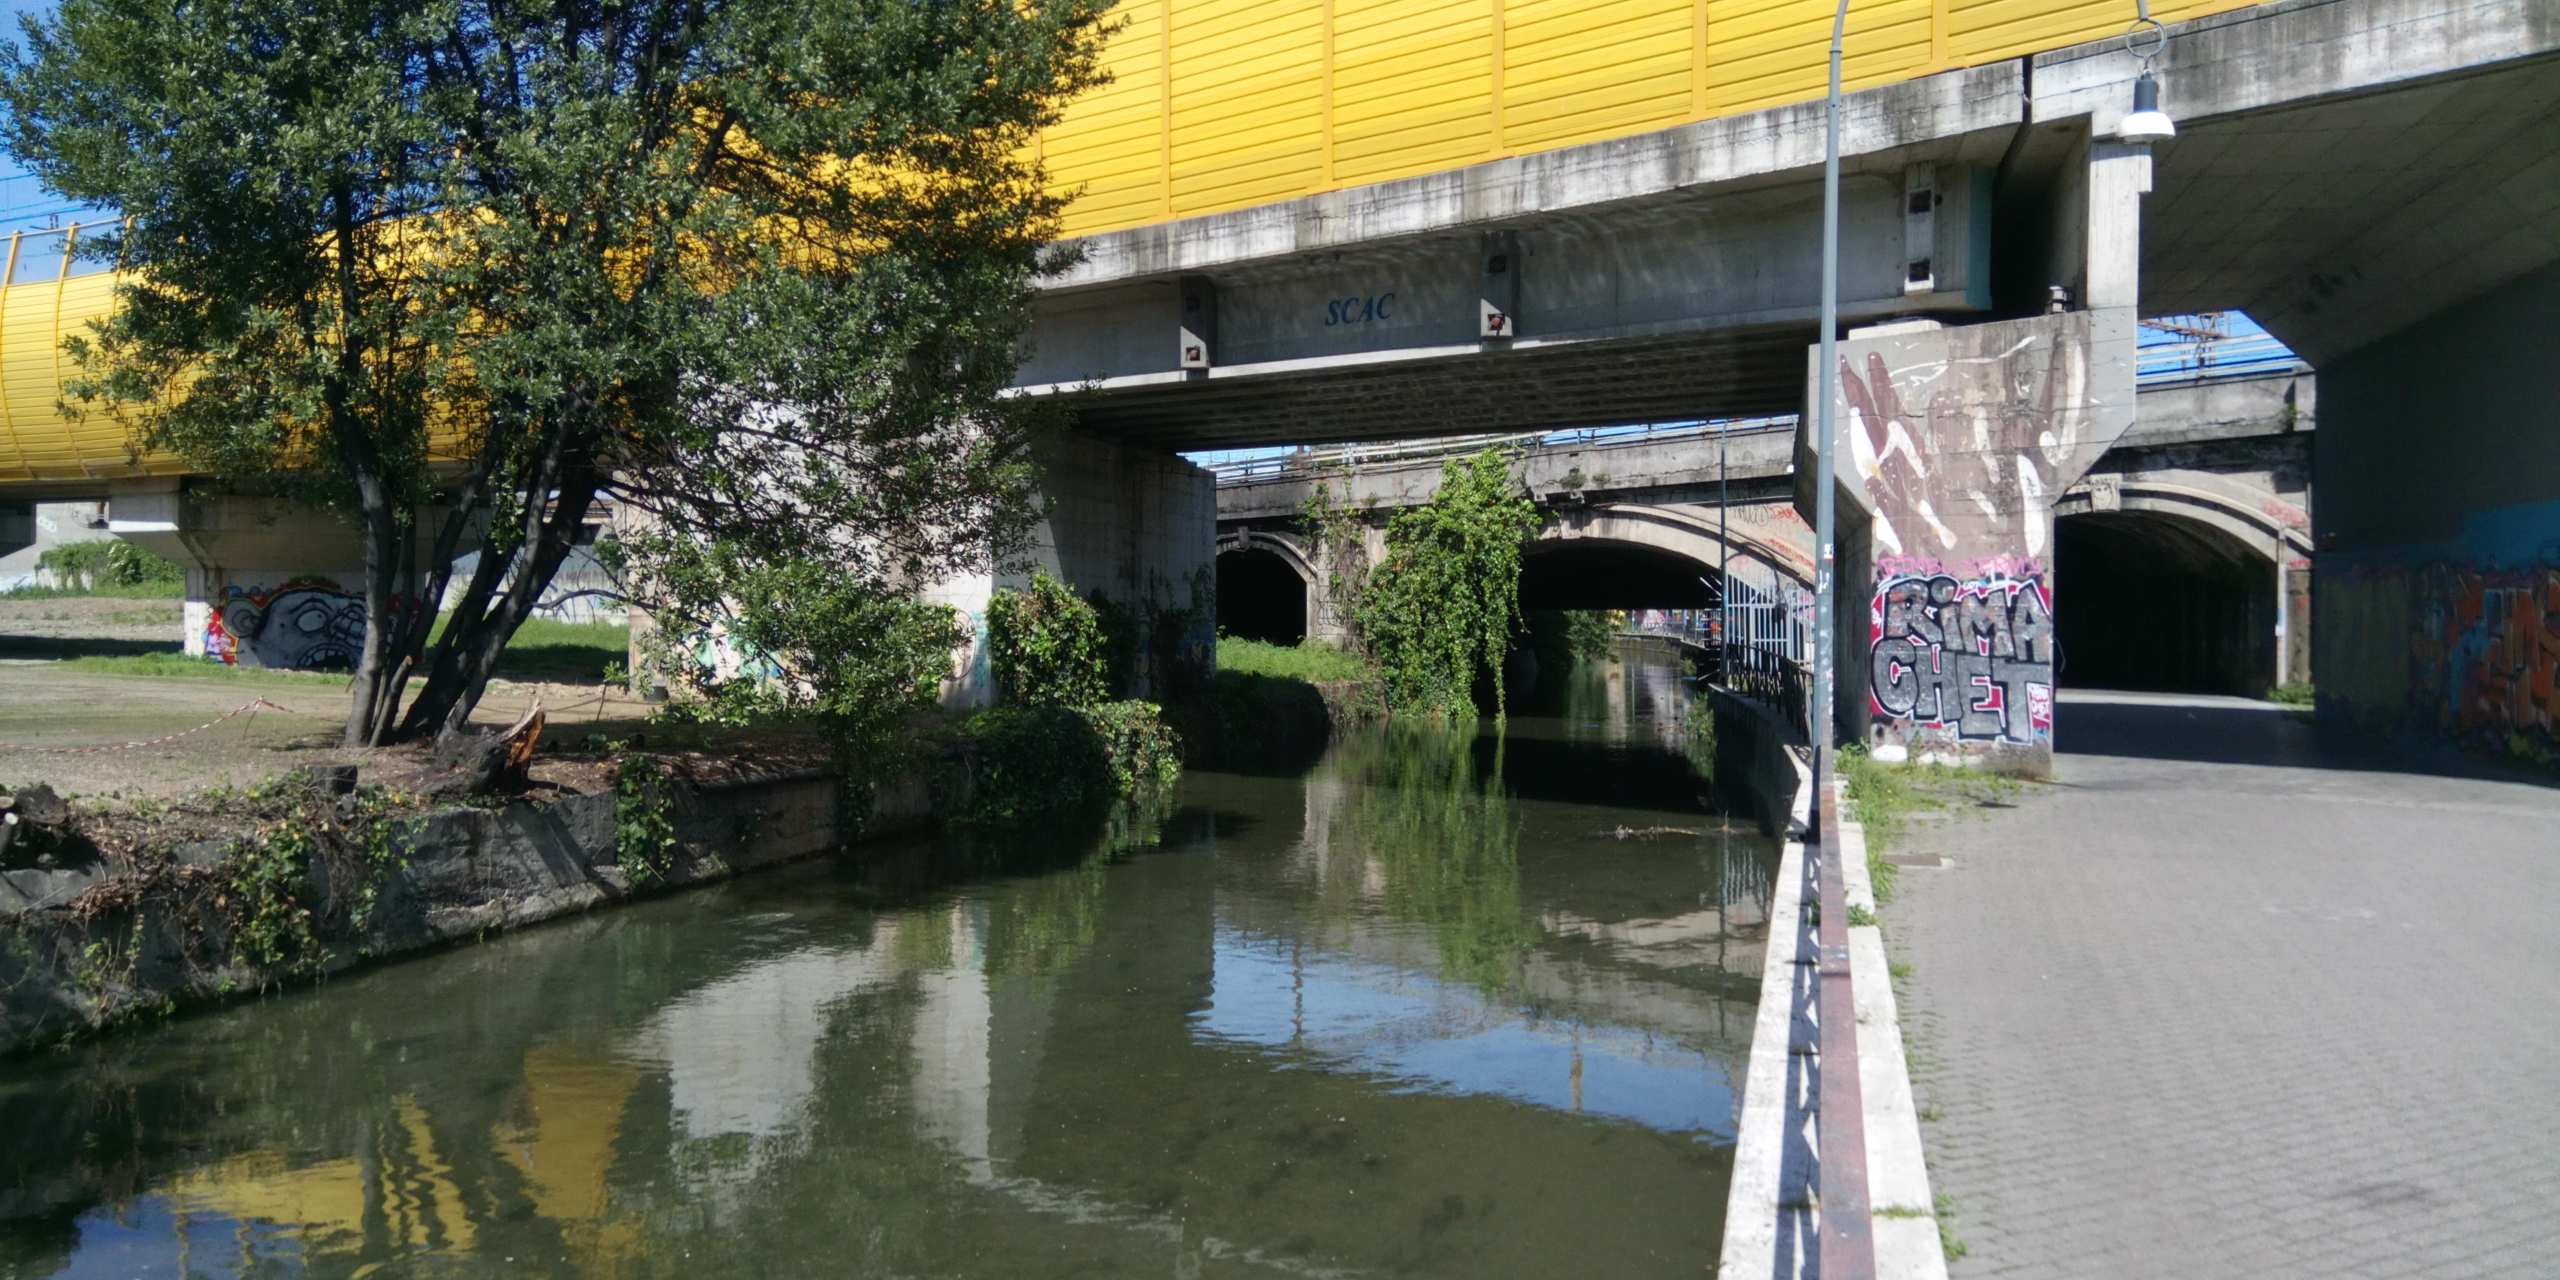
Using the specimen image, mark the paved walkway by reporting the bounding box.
[1885,691,2560,1279]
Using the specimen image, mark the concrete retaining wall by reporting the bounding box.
[0,767,932,1058]
[1712,690,1947,1279]
[1710,686,1806,839]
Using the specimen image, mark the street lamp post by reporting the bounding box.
[1813,0,1844,826]
[1812,5,1876,1279]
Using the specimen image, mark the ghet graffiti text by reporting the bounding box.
[1869,571,2055,744]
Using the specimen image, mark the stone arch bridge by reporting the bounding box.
[1215,366,2313,698]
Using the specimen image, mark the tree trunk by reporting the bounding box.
[402,462,601,743]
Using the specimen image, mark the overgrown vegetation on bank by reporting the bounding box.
[1296,448,1557,720]
[940,572,1184,824]
[3,769,430,1021]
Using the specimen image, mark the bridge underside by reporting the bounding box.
[1052,325,1814,451]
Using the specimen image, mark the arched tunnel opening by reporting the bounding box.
[2053,510,2276,697]
[1214,545,1307,644]
[1517,539,1721,614]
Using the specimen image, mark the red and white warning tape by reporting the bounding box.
[10,697,305,755]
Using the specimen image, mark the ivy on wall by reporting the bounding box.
[1299,479,1373,654]
[1354,450,1543,719]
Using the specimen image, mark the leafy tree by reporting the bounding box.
[1356,449,1542,718]
[1,0,1109,746]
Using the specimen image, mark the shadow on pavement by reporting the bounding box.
[2057,693,2559,789]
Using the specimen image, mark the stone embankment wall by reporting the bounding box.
[0,770,929,1057]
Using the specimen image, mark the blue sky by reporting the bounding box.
[0,0,116,235]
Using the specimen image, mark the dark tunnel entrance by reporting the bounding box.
[2053,510,2276,697]
[1215,546,1307,644]
[1517,539,1721,613]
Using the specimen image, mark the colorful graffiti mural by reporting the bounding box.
[1869,565,2055,746]
[207,578,382,670]
[2411,562,2559,761]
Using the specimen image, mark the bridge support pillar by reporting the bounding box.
[933,428,1216,708]
[1796,134,2146,777]
[107,478,428,669]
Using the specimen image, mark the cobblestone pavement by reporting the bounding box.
[1884,691,2560,1279]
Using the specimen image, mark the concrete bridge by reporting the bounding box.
[1215,365,2314,695]
[0,0,2551,765]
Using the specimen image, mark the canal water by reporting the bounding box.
[0,649,1778,1278]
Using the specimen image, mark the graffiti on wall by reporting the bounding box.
[2411,562,2558,761]
[1838,317,2102,566]
[207,578,374,669]
[1869,563,2056,746]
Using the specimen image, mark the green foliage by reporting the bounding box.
[1088,591,1141,698]
[1216,636,1369,683]
[2266,681,2317,707]
[1684,699,1722,795]
[639,556,963,827]
[945,701,1182,825]
[21,540,183,596]
[3,0,1113,745]
[1355,450,1544,719]
[330,784,422,940]
[988,572,1110,708]
[35,540,110,592]
[225,826,319,972]
[614,755,682,886]
[1080,700,1185,797]
[106,541,183,589]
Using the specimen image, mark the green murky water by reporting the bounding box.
[0,652,1777,1278]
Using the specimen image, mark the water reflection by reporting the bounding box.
[2,650,1777,1279]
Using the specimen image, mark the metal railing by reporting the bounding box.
[1206,315,2303,490]
[1617,572,1816,741]
[1206,416,1797,487]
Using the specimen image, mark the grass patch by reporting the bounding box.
[1216,636,1368,684]
[0,580,185,601]
[1890,959,1914,981]
[1935,1194,1968,1262]
[2266,681,2316,707]
[1838,743,2021,904]
[1847,903,1878,928]
[1917,1102,1942,1123]
[462,616,629,683]
[59,654,350,687]
[55,616,629,685]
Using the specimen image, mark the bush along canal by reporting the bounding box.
[0,647,1779,1277]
